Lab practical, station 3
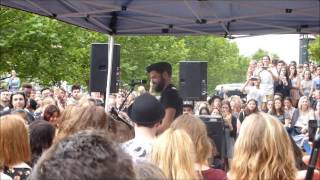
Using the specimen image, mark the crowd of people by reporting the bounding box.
[0,59,319,180]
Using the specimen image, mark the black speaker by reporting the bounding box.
[179,61,207,101]
[198,115,225,158]
[90,43,120,93]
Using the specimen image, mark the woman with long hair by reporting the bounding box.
[270,98,290,126]
[291,96,315,154]
[229,96,242,118]
[151,128,199,180]
[9,91,27,110]
[1,91,34,123]
[238,99,259,124]
[289,64,301,107]
[220,100,237,165]
[292,96,315,131]
[300,70,313,97]
[274,67,291,98]
[43,104,60,127]
[171,114,226,180]
[284,97,296,122]
[228,112,297,180]
[266,99,275,114]
[54,105,113,143]
[0,115,32,180]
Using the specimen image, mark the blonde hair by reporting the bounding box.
[229,112,297,180]
[42,97,57,107]
[151,128,199,180]
[78,95,96,107]
[297,96,310,111]
[0,115,31,167]
[171,114,213,165]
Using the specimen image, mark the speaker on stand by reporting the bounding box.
[179,61,207,101]
[90,43,120,94]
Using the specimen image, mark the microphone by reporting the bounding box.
[130,79,147,86]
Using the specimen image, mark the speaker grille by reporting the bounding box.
[90,43,120,93]
[179,61,207,101]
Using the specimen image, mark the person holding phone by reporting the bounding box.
[241,76,263,107]
[258,56,277,101]
[274,67,292,98]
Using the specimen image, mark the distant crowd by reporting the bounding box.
[0,58,319,180]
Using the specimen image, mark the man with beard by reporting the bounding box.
[146,62,183,134]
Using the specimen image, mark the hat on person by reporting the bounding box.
[146,62,172,76]
[127,93,165,125]
[208,95,222,105]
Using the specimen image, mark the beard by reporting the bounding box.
[154,77,166,93]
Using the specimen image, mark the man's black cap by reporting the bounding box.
[127,93,165,125]
[146,62,172,76]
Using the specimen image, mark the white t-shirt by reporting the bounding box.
[122,137,153,161]
[244,86,263,105]
[294,110,315,128]
[259,69,274,96]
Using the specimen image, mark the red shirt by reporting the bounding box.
[202,168,227,180]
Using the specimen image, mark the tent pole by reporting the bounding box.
[105,35,114,112]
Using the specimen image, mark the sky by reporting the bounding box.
[230,34,300,63]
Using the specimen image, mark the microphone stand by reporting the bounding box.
[118,83,135,113]
[108,83,136,130]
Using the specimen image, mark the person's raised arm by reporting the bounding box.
[268,68,278,81]
[241,79,250,93]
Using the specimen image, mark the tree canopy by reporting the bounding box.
[251,48,279,61]
[0,7,249,94]
[309,36,320,64]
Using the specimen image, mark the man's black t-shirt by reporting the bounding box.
[160,84,183,118]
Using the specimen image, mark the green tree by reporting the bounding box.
[1,7,249,94]
[251,49,269,60]
[251,48,280,61]
[183,36,249,93]
[0,7,106,86]
[309,36,320,64]
[115,36,189,86]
